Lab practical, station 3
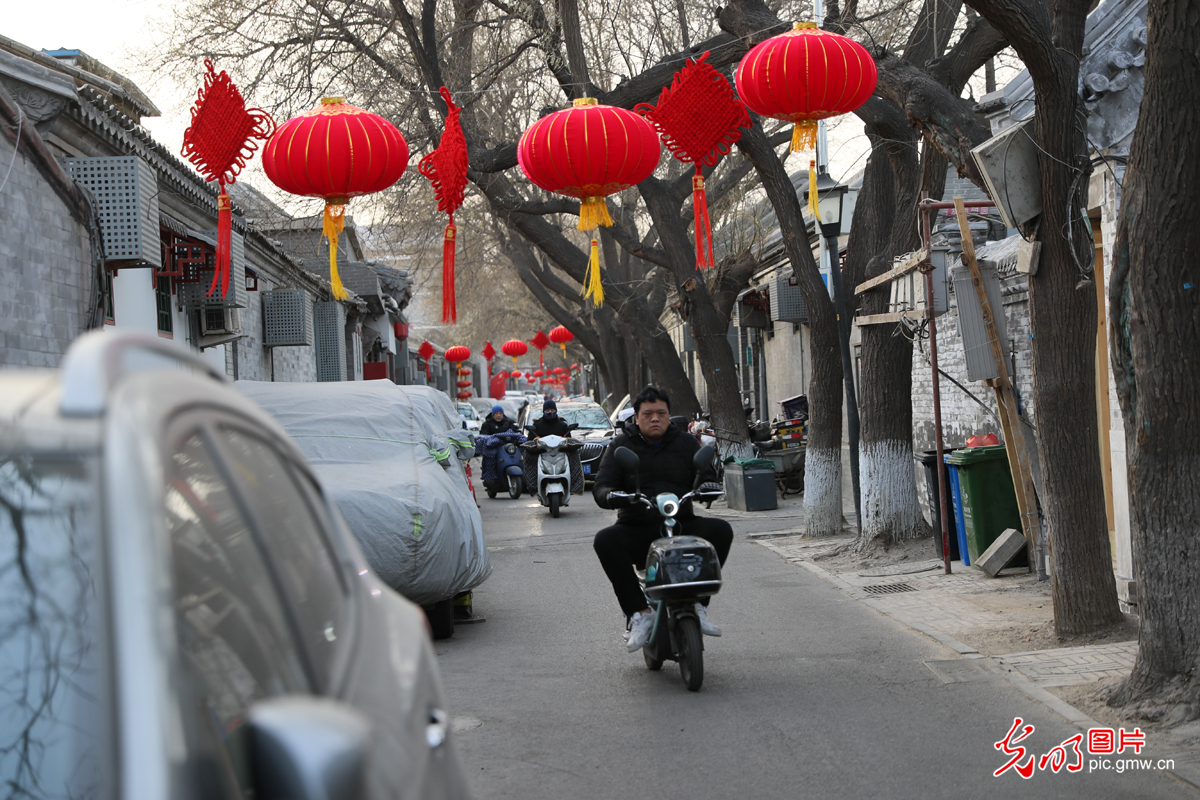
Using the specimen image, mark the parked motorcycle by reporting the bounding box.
[521,433,583,517]
[608,444,724,691]
[478,431,527,499]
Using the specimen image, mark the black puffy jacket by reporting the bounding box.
[480,415,518,435]
[592,421,716,524]
[531,414,572,438]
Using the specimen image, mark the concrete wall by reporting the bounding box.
[762,321,810,419]
[0,131,92,367]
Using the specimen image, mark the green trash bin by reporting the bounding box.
[945,445,1028,568]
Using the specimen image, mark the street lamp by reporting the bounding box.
[805,166,861,528]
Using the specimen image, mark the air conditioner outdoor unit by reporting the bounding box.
[200,307,241,336]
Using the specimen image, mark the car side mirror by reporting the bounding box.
[692,445,715,489]
[249,697,371,800]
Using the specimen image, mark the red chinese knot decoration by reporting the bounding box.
[482,341,496,379]
[636,52,751,271]
[548,325,574,355]
[518,98,661,307]
[418,340,435,381]
[735,23,877,153]
[181,60,274,300]
[262,97,408,300]
[418,88,469,324]
[530,329,550,369]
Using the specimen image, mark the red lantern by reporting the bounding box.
[445,345,471,365]
[457,391,471,400]
[735,23,876,154]
[501,339,528,366]
[571,363,579,370]
[549,325,574,355]
[533,369,544,378]
[553,367,565,375]
[418,340,435,381]
[518,98,660,307]
[262,97,408,300]
[456,380,471,389]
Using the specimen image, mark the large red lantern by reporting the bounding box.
[735,23,876,154]
[501,339,528,366]
[262,97,408,300]
[518,98,660,307]
[445,345,471,365]
[549,325,574,355]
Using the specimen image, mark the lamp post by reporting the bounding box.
[806,166,861,528]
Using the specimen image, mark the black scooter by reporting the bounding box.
[609,445,723,691]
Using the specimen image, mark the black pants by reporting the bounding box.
[594,516,734,618]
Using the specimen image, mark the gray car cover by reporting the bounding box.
[237,380,490,606]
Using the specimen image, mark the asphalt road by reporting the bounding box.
[435,488,1190,800]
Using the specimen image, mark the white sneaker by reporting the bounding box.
[626,610,654,652]
[695,604,722,637]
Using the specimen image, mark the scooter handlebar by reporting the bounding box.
[606,490,654,509]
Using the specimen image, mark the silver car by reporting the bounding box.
[0,332,469,800]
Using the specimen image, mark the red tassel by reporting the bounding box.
[693,169,715,270]
[209,191,233,297]
[442,219,457,323]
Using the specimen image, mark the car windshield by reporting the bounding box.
[0,453,111,799]
[530,406,611,429]
[457,404,477,420]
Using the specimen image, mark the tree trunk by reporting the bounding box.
[851,130,930,550]
[966,0,1122,636]
[637,177,751,454]
[1108,0,1200,723]
[735,123,845,535]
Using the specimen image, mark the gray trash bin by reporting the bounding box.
[724,463,778,511]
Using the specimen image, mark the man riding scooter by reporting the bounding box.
[480,404,519,436]
[530,398,572,438]
[592,387,733,652]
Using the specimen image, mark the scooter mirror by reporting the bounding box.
[614,446,639,472]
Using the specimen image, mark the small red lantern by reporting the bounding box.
[263,97,408,300]
[456,380,471,389]
[549,325,574,355]
[418,340,435,381]
[553,367,565,375]
[457,391,471,400]
[501,339,528,366]
[518,98,661,307]
[735,23,876,154]
[570,363,579,370]
[533,369,544,378]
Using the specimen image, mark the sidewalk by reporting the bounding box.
[745,529,1200,792]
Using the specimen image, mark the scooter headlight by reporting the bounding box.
[656,493,680,517]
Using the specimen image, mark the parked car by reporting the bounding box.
[238,381,490,639]
[522,400,615,482]
[0,331,470,800]
[457,402,482,432]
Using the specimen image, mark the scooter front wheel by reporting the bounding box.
[508,474,522,500]
[676,616,704,691]
[643,646,663,671]
[549,493,560,517]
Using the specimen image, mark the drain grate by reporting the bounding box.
[862,583,916,595]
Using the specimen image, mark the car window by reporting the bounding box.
[165,432,308,791]
[0,454,111,800]
[213,427,348,689]
[529,405,611,429]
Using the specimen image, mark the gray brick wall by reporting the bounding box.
[0,136,93,368]
[234,266,317,382]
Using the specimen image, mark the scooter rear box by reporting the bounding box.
[644,536,722,600]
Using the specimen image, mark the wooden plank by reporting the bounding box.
[854,310,927,326]
[1092,219,1115,547]
[955,196,1042,577]
[854,249,928,295]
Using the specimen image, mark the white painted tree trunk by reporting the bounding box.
[858,439,927,548]
[803,446,843,537]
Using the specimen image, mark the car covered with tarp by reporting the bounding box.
[238,380,489,611]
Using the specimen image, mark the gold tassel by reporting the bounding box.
[323,203,348,300]
[582,237,605,307]
[808,161,820,221]
[578,196,614,231]
[791,120,818,153]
